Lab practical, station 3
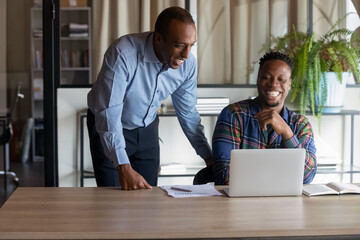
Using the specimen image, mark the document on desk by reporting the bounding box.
[160,184,223,198]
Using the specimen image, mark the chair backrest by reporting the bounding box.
[7,84,24,123]
[0,84,24,144]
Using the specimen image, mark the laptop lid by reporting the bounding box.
[224,148,305,197]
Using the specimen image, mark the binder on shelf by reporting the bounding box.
[61,50,89,68]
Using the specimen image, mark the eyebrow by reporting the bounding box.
[171,40,197,45]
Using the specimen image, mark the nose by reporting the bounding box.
[269,78,280,86]
[181,45,191,59]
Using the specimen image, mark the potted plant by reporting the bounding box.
[261,13,360,119]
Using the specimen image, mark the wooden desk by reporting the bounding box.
[0,187,359,239]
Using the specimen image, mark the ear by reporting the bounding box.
[154,32,162,43]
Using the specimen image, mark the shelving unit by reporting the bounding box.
[30,5,91,162]
[60,7,91,86]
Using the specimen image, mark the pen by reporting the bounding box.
[171,187,192,192]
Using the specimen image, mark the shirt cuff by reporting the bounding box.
[109,148,130,168]
[282,135,300,148]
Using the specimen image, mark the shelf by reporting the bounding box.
[61,37,89,41]
[61,67,90,71]
[61,7,91,11]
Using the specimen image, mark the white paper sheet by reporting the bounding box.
[160,184,224,198]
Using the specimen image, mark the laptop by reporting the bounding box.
[224,148,305,197]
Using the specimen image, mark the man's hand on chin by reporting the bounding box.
[117,164,152,190]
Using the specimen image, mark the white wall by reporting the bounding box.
[57,88,91,186]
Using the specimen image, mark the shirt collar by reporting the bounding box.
[144,32,161,64]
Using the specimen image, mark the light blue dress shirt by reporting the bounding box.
[88,32,212,166]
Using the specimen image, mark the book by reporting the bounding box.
[303,182,360,196]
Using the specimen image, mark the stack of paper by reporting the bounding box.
[159,163,187,175]
[196,97,229,114]
[33,28,43,38]
[62,23,89,38]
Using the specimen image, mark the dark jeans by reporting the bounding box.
[87,109,160,187]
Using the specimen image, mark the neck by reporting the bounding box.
[153,34,165,64]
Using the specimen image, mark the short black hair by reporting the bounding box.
[154,6,195,39]
[259,51,294,70]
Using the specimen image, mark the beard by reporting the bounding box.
[258,94,281,108]
[264,100,281,108]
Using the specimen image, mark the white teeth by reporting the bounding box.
[267,91,280,97]
[177,59,184,63]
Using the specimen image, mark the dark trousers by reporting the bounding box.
[87,109,160,187]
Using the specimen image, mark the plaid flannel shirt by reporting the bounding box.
[212,97,317,185]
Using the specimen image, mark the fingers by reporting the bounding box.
[143,181,153,189]
[254,110,279,130]
[118,166,152,190]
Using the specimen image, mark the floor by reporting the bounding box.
[0,161,44,207]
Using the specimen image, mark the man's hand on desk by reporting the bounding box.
[117,164,152,190]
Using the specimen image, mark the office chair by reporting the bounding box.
[193,165,214,185]
[0,84,24,190]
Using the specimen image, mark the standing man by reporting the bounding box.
[212,52,317,185]
[87,7,212,190]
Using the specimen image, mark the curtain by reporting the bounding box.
[196,0,346,84]
[91,0,348,85]
[91,0,185,83]
[197,0,290,84]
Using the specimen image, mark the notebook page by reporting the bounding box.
[160,184,223,198]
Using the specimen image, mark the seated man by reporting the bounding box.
[212,51,317,185]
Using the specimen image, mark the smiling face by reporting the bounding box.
[153,19,196,69]
[257,59,292,111]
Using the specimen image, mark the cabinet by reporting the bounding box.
[30,5,91,161]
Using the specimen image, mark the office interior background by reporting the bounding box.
[0,0,360,194]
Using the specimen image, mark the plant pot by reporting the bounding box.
[314,72,350,113]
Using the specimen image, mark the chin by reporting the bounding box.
[169,65,180,69]
[265,100,281,108]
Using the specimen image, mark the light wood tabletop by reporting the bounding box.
[0,187,360,239]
